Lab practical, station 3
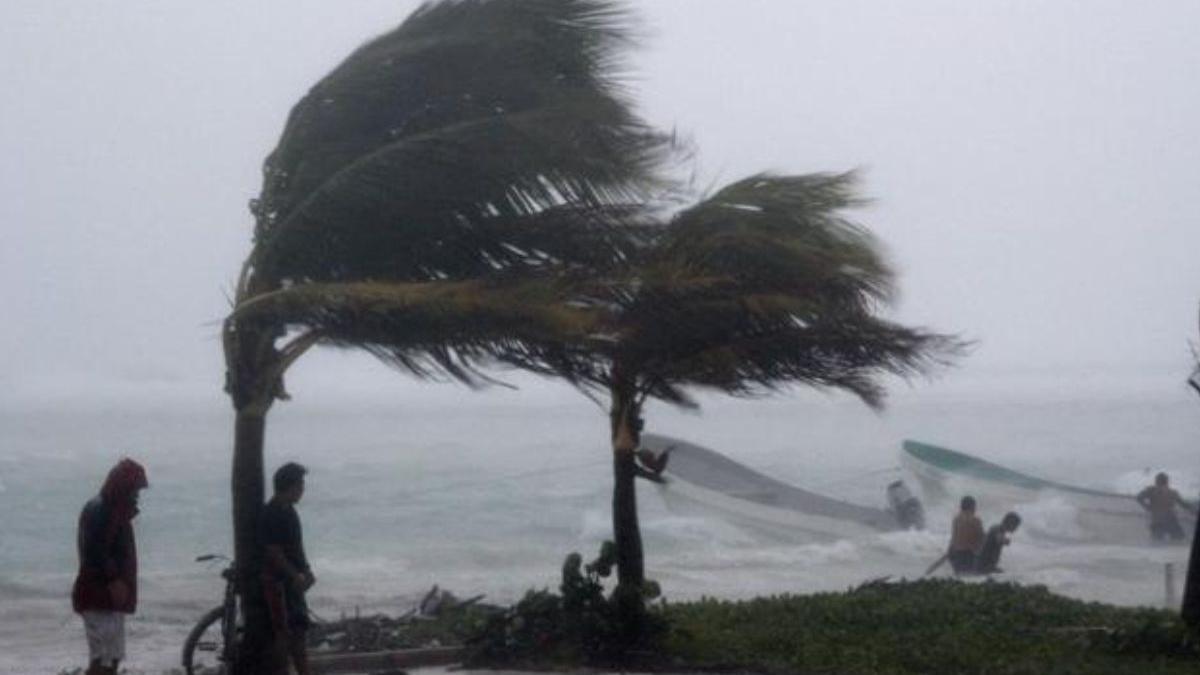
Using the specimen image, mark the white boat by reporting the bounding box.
[640,433,921,540]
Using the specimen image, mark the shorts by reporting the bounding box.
[1151,516,1185,541]
[81,611,125,666]
[263,577,310,633]
[948,550,976,575]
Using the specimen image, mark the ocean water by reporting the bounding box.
[2,373,1198,674]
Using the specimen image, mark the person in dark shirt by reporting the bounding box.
[72,458,148,675]
[976,512,1021,574]
[260,462,314,675]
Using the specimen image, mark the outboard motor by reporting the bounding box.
[887,479,925,530]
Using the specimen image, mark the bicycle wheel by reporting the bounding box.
[182,605,228,675]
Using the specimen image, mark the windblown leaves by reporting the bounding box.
[233,277,599,385]
[231,0,679,385]
[229,0,960,399]
[248,0,673,286]
[515,172,965,407]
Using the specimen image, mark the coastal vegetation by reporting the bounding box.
[270,575,1200,675]
[54,579,1199,675]
[466,576,1199,674]
[660,580,1197,675]
[452,551,1199,674]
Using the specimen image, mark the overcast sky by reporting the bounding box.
[3,1,1198,402]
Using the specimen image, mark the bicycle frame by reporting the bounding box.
[183,554,240,675]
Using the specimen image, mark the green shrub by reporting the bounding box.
[465,542,666,667]
[663,579,1198,675]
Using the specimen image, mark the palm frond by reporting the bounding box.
[509,170,967,409]
[246,0,675,288]
[655,172,893,307]
[233,277,599,384]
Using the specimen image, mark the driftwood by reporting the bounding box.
[307,586,500,655]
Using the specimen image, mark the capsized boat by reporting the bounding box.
[901,440,1195,545]
[640,433,923,540]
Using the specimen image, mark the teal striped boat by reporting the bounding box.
[901,440,1194,546]
[903,440,1127,499]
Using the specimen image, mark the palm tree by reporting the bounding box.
[1184,305,1200,626]
[506,172,964,630]
[223,0,673,666]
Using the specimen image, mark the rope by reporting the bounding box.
[817,465,904,491]
[751,462,902,491]
[390,457,610,500]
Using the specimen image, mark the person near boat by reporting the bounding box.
[72,458,149,675]
[975,512,1021,574]
[886,479,925,530]
[947,496,984,574]
[635,446,672,483]
[1136,472,1196,542]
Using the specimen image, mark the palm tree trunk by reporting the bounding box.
[1185,358,1200,626]
[224,314,281,674]
[612,451,643,588]
[609,367,644,588]
[1183,517,1200,626]
[609,366,645,644]
[232,408,270,672]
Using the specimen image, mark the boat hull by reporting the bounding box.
[641,434,907,540]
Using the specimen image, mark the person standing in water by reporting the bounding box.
[1136,472,1196,542]
[72,458,149,675]
[975,512,1021,574]
[947,496,984,574]
[261,462,315,675]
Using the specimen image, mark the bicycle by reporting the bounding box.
[182,554,240,675]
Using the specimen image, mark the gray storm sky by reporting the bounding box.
[2,1,1198,400]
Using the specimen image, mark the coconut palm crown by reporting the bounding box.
[516,171,962,409]
[228,0,676,409]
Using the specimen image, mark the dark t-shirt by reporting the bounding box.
[976,525,1008,573]
[259,499,309,580]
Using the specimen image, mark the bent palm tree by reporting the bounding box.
[223,0,672,667]
[507,172,964,631]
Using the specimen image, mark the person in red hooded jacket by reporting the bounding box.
[72,458,148,675]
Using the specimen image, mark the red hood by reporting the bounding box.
[101,458,148,520]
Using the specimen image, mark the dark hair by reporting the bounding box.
[960,496,976,511]
[274,462,307,493]
[1002,512,1021,528]
[1156,472,1169,486]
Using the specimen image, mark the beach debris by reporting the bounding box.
[306,586,500,653]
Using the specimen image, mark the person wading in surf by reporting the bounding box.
[72,458,149,675]
[975,511,1021,574]
[947,496,984,574]
[1137,472,1196,542]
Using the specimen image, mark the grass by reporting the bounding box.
[660,579,1199,675]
